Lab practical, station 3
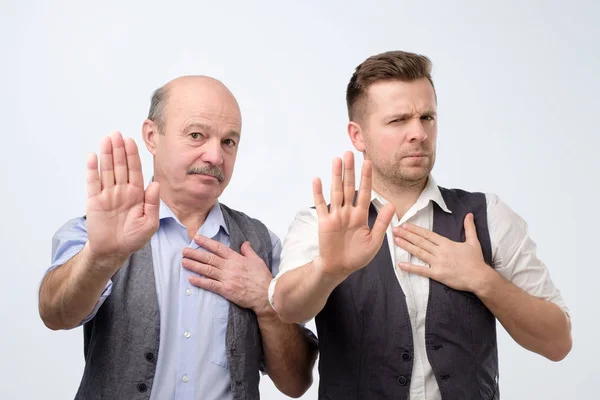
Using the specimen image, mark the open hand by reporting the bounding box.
[86,132,160,265]
[313,151,396,281]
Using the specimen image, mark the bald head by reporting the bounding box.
[147,75,241,133]
[142,75,244,207]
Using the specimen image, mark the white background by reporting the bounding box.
[1,0,598,399]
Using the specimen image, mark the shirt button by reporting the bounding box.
[185,288,192,296]
[397,376,408,386]
[182,375,189,383]
[184,331,191,338]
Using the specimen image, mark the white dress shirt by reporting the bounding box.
[268,176,569,400]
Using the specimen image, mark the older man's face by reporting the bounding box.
[146,77,242,205]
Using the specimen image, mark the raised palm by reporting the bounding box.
[86,132,160,263]
[313,152,395,280]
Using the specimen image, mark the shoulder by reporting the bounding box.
[290,206,319,226]
[438,186,487,202]
[219,203,269,232]
[218,203,282,253]
[482,193,529,236]
[438,188,527,230]
[52,216,88,240]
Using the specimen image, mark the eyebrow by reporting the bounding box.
[225,130,241,140]
[184,122,240,139]
[387,110,437,120]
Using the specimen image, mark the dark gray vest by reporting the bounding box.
[75,204,274,400]
[315,187,499,400]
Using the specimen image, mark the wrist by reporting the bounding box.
[471,263,501,298]
[82,243,129,276]
[312,256,348,289]
[255,302,280,323]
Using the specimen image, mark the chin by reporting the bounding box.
[187,186,222,201]
[399,169,431,184]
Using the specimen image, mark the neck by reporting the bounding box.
[161,193,216,239]
[372,174,428,219]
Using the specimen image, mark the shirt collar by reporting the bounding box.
[371,175,451,214]
[159,199,229,237]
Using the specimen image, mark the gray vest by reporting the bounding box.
[75,204,274,400]
[315,187,499,400]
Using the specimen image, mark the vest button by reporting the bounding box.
[137,383,148,392]
[397,376,408,386]
[145,352,155,361]
[401,352,411,361]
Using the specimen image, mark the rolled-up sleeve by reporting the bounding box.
[260,228,318,374]
[486,194,570,316]
[268,207,320,309]
[47,217,112,325]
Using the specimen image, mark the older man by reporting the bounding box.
[270,51,571,399]
[39,76,318,400]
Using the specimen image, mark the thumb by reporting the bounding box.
[240,241,261,260]
[371,203,396,242]
[144,181,160,221]
[464,213,479,246]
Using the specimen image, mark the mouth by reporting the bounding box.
[404,153,428,159]
[190,173,221,182]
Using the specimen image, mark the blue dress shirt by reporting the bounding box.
[47,200,281,400]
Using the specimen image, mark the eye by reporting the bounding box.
[421,115,435,122]
[223,138,237,147]
[190,132,203,140]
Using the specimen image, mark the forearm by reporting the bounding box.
[257,310,318,398]
[273,257,344,324]
[474,267,572,361]
[39,243,125,330]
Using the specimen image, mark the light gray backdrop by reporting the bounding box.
[1,0,598,399]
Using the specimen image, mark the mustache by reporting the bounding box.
[187,165,224,182]
[401,147,431,156]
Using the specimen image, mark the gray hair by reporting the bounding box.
[147,85,169,132]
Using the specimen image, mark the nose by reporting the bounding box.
[407,119,427,142]
[200,138,224,165]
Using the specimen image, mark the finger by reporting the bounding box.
[99,136,115,189]
[312,178,328,216]
[182,258,223,280]
[393,226,437,255]
[330,157,343,210]
[395,237,435,264]
[86,153,101,198]
[398,223,444,245]
[464,213,480,246]
[125,137,144,188]
[240,241,262,261]
[370,203,395,241]
[182,247,225,269]
[111,132,128,184]
[397,262,434,279]
[144,181,160,223]
[189,275,225,296]
[194,235,234,259]
[342,151,356,207]
[356,160,373,210]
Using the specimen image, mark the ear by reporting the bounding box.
[348,121,366,152]
[142,119,159,156]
